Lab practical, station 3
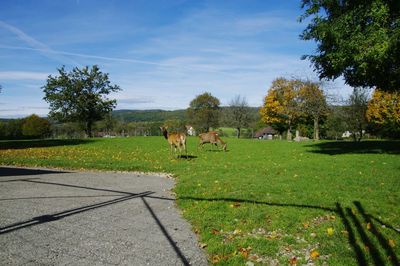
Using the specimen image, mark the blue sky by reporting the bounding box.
[0,0,351,118]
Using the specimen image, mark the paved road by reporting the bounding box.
[0,166,208,266]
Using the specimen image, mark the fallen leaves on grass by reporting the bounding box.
[388,239,396,247]
[366,222,372,230]
[211,255,221,263]
[211,228,220,235]
[311,214,336,226]
[310,249,320,260]
[288,256,297,265]
[327,227,334,236]
[199,242,208,249]
[277,244,330,265]
[238,246,252,259]
[233,229,242,235]
[229,202,241,208]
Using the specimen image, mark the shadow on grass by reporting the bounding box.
[307,141,400,155]
[204,149,228,153]
[177,155,197,160]
[0,167,69,177]
[0,139,96,150]
[180,196,399,266]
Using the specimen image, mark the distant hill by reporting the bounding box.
[1,107,260,123]
[112,107,260,123]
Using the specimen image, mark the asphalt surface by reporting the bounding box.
[0,166,208,266]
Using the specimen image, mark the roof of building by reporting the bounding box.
[254,127,277,138]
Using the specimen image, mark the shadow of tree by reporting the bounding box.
[179,196,399,266]
[0,139,96,150]
[307,141,400,155]
[0,167,69,177]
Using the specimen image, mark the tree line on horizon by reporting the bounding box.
[1,85,399,140]
[1,0,399,140]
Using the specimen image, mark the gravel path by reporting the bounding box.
[0,166,208,265]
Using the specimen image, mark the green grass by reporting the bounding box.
[1,137,399,265]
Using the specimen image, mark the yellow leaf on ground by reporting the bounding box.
[229,202,241,208]
[199,242,208,249]
[289,256,297,265]
[233,229,242,235]
[310,250,320,259]
[239,246,252,259]
[327,227,334,236]
[211,228,220,235]
[388,239,396,247]
[367,222,372,230]
[211,255,221,263]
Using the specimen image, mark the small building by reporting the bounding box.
[254,127,277,140]
[186,125,196,136]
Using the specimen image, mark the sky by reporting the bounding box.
[0,0,352,118]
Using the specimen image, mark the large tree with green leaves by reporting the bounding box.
[300,0,400,92]
[43,65,121,137]
[187,92,220,133]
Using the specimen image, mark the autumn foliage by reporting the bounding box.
[259,78,301,140]
[367,89,400,137]
[260,78,327,140]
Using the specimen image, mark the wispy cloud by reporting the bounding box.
[0,20,79,65]
[116,97,155,105]
[0,71,49,80]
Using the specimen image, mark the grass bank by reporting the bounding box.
[1,137,399,265]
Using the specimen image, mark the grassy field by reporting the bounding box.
[1,137,399,265]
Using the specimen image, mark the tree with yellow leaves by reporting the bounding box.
[366,89,400,137]
[259,78,302,140]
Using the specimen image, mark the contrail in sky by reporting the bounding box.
[0,20,80,66]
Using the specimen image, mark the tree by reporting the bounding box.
[325,106,348,140]
[187,92,220,133]
[226,95,252,138]
[300,0,400,92]
[3,119,24,139]
[259,78,302,140]
[366,89,400,137]
[163,119,186,133]
[346,88,370,141]
[298,80,328,140]
[43,65,121,137]
[22,114,51,138]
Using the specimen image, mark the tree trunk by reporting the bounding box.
[236,127,241,138]
[86,121,93,138]
[357,128,363,142]
[314,117,319,141]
